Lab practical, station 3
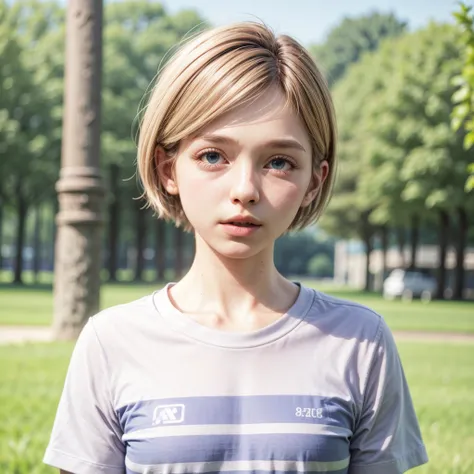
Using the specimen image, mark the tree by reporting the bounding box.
[274,232,334,276]
[155,217,166,281]
[331,22,474,298]
[451,2,474,192]
[308,254,333,278]
[314,12,410,290]
[319,41,388,290]
[374,24,473,299]
[101,1,207,281]
[310,12,406,85]
[0,1,207,284]
[0,1,25,277]
[0,0,64,283]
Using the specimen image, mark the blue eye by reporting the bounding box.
[202,152,222,164]
[269,158,289,170]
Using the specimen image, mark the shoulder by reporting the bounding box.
[302,285,386,345]
[92,293,154,327]
[83,292,159,353]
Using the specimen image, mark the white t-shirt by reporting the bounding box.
[44,283,428,474]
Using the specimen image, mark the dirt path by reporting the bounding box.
[1,326,474,345]
[0,326,54,345]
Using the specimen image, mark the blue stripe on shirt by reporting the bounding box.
[117,394,354,434]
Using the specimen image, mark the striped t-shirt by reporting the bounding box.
[44,283,428,474]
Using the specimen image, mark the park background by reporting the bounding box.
[1,0,474,473]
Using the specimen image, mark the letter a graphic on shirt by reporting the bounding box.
[152,404,185,425]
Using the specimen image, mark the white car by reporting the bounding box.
[383,269,437,301]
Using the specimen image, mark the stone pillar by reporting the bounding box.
[53,0,104,340]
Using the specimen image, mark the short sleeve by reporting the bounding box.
[44,318,125,474]
[349,319,428,474]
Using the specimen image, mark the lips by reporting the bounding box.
[227,221,260,227]
[221,216,262,226]
[219,216,262,237]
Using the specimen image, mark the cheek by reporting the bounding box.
[174,162,220,223]
[178,180,210,218]
[264,179,307,211]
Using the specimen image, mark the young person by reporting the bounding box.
[44,22,428,474]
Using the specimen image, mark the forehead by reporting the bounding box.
[191,87,311,149]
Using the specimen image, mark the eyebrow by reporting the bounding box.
[195,133,307,152]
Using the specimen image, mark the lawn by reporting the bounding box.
[0,341,473,473]
[1,279,473,334]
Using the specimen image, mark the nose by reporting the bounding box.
[229,159,260,205]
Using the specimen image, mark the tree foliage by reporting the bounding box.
[1,2,473,293]
[0,0,207,206]
[102,2,207,175]
[99,2,206,281]
[322,23,474,231]
[0,0,208,282]
[310,12,406,85]
[451,2,474,191]
[319,21,474,296]
[0,0,64,207]
[364,24,471,219]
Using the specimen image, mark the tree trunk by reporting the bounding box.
[33,204,41,283]
[174,225,184,280]
[408,215,419,270]
[134,202,146,282]
[14,192,28,284]
[380,225,388,282]
[155,218,166,282]
[0,199,3,272]
[361,214,374,292]
[187,232,196,269]
[396,227,406,268]
[453,207,468,300]
[51,198,58,270]
[107,163,120,282]
[363,234,373,292]
[436,210,449,300]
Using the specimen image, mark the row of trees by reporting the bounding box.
[452,3,474,191]
[0,0,344,285]
[0,200,335,283]
[1,1,473,297]
[313,14,474,299]
[0,0,206,283]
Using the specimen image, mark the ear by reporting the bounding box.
[154,145,179,195]
[301,160,329,208]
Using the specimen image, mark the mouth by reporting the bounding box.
[219,217,263,236]
[225,221,261,227]
[221,216,262,227]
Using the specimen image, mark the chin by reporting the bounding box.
[210,239,268,260]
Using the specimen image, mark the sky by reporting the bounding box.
[162,0,459,46]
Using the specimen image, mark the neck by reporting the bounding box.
[170,233,297,321]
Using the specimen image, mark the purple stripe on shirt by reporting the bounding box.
[116,394,354,435]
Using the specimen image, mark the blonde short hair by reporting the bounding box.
[137,21,336,231]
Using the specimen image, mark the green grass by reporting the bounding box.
[305,284,474,334]
[1,279,473,334]
[0,283,158,326]
[398,342,474,473]
[0,341,472,473]
[0,343,73,474]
